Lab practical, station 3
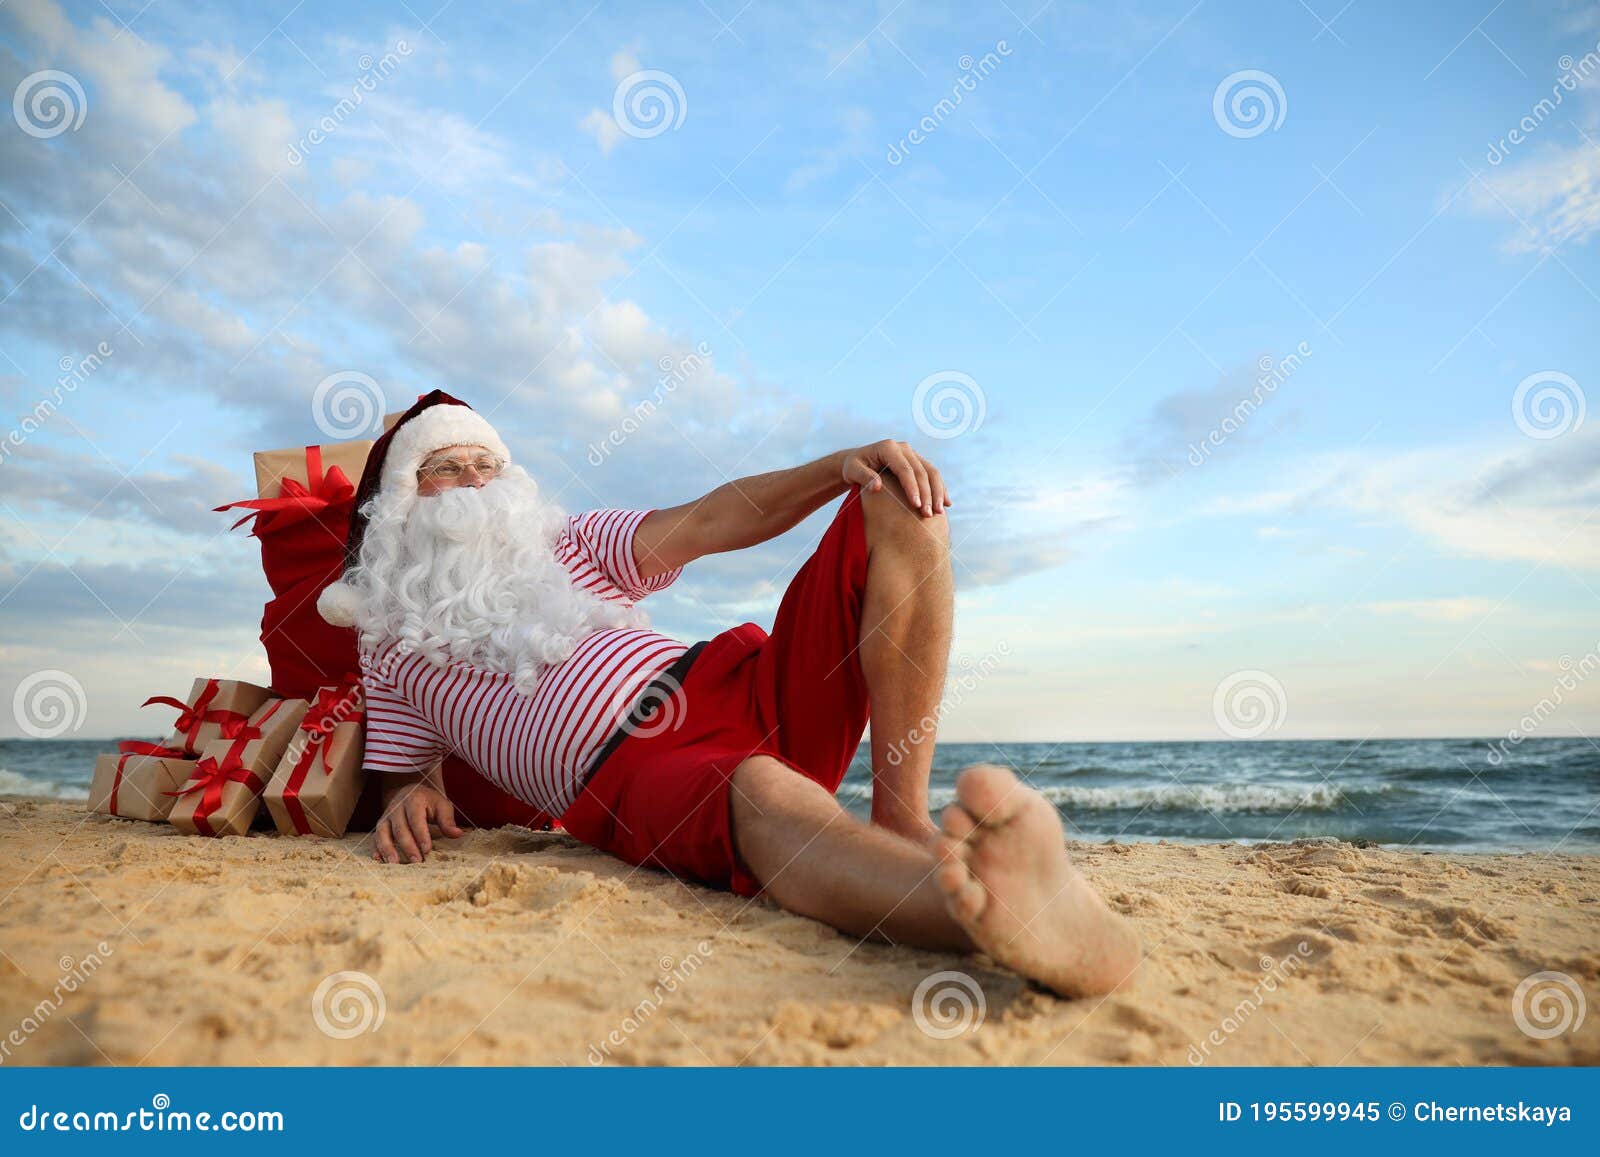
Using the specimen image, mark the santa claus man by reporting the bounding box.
[319,390,1138,997]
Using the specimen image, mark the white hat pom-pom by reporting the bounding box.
[317,580,363,627]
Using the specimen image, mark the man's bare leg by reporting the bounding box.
[731,756,1141,998]
[732,755,968,949]
[856,478,953,842]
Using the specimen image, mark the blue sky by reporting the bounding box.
[1,0,1597,742]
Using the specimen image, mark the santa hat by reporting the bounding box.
[317,389,510,627]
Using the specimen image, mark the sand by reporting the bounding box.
[1,795,1595,1066]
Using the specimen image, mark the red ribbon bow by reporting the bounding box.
[214,445,356,533]
[300,682,364,740]
[165,751,266,838]
[208,698,286,768]
[279,681,364,836]
[141,679,248,755]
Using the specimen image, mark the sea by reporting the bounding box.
[5,736,1597,854]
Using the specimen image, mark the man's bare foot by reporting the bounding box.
[933,764,1141,999]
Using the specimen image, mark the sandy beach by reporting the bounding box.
[1,795,1595,1066]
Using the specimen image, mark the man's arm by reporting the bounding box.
[632,439,951,579]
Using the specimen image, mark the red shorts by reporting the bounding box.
[561,491,870,896]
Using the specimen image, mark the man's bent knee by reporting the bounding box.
[730,755,834,824]
[859,476,949,557]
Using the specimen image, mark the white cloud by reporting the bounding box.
[0,0,1209,742]
[580,107,624,155]
[579,48,644,155]
[0,444,249,537]
[1209,428,1600,570]
[1364,597,1503,622]
[1468,141,1600,253]
[208,96,298,182]
[1204,489,1303,515]
[1,0,1076,728]
[785,106,873,192]
[330,155,373,186]
[609,47,642,81]
[9,0,196,146]
[185,41,260,89]
[1462,27,1600,255]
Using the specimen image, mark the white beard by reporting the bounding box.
[346,465,646,695]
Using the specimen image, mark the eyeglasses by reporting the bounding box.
[417,454,506,483]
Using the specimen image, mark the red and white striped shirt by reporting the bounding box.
[357,509,685,816]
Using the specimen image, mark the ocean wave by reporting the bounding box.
[1039,783,1349,812]
[843,781,1352,813]
[0,767,89,801]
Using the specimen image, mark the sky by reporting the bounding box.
[0,0,1597,744]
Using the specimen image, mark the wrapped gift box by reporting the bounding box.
[87,746,196,821]
[251,440,374,501]
[145,677,273,757]
[265,683,367,838]
[168,697,308,838]
[265,716,366,838]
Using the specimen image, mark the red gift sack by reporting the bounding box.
[218,446,553,832]
[217,448,362,700]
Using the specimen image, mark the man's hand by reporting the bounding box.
[372,774,463,864]
[840,440,951,518]
[633,440,952,578]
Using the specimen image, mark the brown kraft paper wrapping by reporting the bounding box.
[265,719,366,839]
[87,753,198,821]
[168,698,309,838]
[252,440,374,500]
[156,677,274,757]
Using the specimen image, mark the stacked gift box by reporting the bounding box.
[85,409,559,839]
[87,675,366,839]
[88,677,271,822]
[84,423,381,840]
